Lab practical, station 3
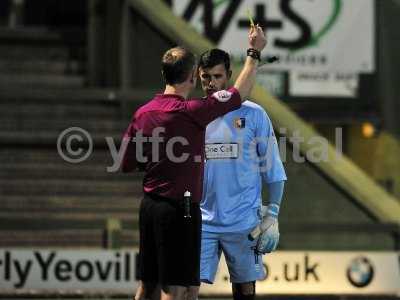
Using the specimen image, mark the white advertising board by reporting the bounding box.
[289,71,359,98]
[171,0,375,73]
[1,250,399,296]
[202,251,400,295]
[0,250,137,292]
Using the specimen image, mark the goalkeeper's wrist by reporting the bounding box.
[266,203,280,218]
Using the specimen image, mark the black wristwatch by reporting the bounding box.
[247,48,261,61]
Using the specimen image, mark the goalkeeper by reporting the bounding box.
[198,48,287,300]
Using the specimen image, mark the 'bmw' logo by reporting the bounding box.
[346,256,374,288]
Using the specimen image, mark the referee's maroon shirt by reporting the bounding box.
[121,88,241,203]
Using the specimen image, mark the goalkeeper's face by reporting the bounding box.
[198,63,232,96]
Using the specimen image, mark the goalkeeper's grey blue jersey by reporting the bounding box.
[200,101,287,233]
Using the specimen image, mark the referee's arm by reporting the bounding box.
[120,122,139,173]
[234,25,266,99]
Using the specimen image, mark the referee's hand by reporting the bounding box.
[249,24,267,52]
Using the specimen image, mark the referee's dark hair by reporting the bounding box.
[198,48,231,72]
[161,47,196,85]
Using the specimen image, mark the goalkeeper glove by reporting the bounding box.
[248,205,279,254]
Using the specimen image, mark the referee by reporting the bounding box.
[121,25,267,300]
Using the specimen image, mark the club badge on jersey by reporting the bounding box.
[234,117,246,129]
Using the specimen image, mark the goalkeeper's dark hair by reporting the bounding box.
[198,48,231,72]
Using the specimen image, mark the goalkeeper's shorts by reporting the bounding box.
[138,193,201,286]
[200,228,266,283]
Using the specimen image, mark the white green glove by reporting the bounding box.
[249,181,284,254]
[249,205,280,254]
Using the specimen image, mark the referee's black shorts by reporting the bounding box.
[138,192,201,286]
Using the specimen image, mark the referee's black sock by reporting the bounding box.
[232,282,255,300]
